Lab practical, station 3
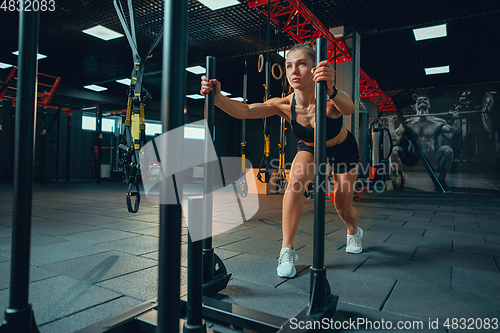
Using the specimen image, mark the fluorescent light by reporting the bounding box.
[425,65,450,75]
[278,50,290,59]
[12,51,47,60]
[187,94,205,99]
[0,62,13,69]
[84,84,108,92]
[220,91,231,96]
[230,97,245,102]
[186,66,206,74]
[413,24,447,41]
[198,0,239,10]
[116,78,131,85]
[83,25,123,41]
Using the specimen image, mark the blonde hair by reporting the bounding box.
[287,41,316,64]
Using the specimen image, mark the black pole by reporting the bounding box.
[65,113,71,182]
[265,0,271,103]
[95,107,102,184]
[242,58,247,138]
[359,110,369,179]
[6,99,15,182]
[263,0,271,175]
[55,108,60,182]
[310,37,327,314]
[40,107,46,185]
[202,56,215,284]
[157,0,187,332]
[1,6,40,333]
[183,197,207,333]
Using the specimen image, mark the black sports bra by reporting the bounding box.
[289,94,343,143]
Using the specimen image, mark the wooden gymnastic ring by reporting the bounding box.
[271,63,283,80]
[258,54,264,73]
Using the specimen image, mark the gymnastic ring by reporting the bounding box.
[271,63,283,80]
[258,54,264,73]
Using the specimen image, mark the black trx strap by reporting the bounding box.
[257,0,272,184]
[275,26,288,191]
[114,0,163,213]
[238,52,249,197]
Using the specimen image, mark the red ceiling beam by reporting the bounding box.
[249,0,351,63]
[248,0,397,112]
[1,68,73,115]
[360,68,397,111]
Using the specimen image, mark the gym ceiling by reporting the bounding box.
[1,0,499,111]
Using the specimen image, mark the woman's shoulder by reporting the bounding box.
[265,94,293,109]
[264,94,293,120]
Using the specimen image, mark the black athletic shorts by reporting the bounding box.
[297,130,360,174]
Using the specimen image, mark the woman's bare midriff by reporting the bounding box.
[302,126,348,148]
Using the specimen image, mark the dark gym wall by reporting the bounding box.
[0,99,14,182]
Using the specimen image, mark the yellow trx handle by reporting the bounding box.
[279,145,285,169]
[125,97,133,127]
[241,142,246,172]
[131,114,140,140]
[139,103,145,130]
[264,135,270,157]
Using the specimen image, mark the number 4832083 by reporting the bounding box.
[1,0,56,12]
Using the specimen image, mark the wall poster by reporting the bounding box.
[380,83,499,193]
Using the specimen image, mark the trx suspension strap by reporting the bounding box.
[276,27,287,191]
[238,53,249,197]
[277,116,287,191]
[257,0,272,184]
[114,0,163,213]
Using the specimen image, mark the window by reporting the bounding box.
[146,122,162,136]
[81,114,116,132]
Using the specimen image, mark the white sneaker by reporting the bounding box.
[277,247,298,278]
[346,227,363,254]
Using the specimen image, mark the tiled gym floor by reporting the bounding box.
[0,182,499,332]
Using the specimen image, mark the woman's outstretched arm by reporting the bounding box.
[201,76,283,119]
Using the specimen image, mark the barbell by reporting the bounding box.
[404,92,496,132]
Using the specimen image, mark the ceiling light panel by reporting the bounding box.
[197,0,239,11]
[186,66,206,74]
[413,24,447,41]
[83,25,124,41]
[116,78,131,85]
[425,65,450,75]
[12,51,47,60]
[187,94,205,99]
[84,84,108,92]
